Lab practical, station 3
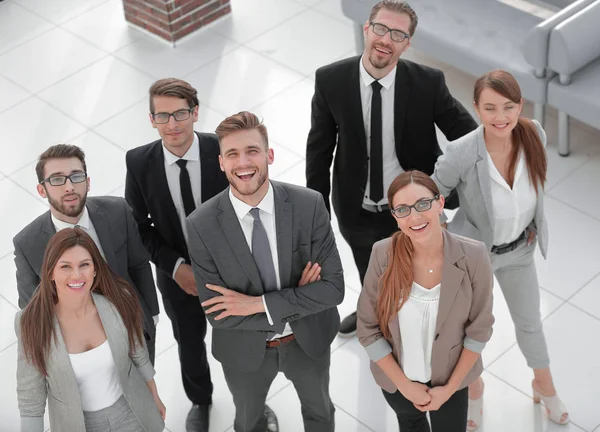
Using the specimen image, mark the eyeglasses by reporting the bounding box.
[151,108,194,124]
[369,21,411,43]
[41,172,87,186]
[390,195,439,218]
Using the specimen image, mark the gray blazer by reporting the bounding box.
[357,230,494,392]
[15,293,164,432]
[186,181,345,372]
[13,196,160,333]
[431,120,548,258]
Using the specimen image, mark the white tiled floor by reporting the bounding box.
[0,0,599,431]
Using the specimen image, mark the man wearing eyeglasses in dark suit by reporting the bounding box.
[13,144,160,361]
[125,78,228,432]
[306,0,477,338]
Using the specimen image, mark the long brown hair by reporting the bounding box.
[474,69,547,194]
[19,228,144,376]
[377,171,441,338]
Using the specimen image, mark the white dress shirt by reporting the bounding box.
[398,282,441,383]
[359,56,403,206]
[228,183,293,339]
[162,133,201,278]
[487,152,537,245]
[68,340,122,412]
[52,206,106,258]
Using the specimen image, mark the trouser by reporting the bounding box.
[162,289,213,406]
[338,209,398,285]
[83,395,144,432]
[490,238,550,369]
[382,385,468,432]
[222,339,335,432]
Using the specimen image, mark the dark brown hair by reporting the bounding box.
[377,171,441,339]
[369,1,418,36]
[35,144,86,184]
[215,111,269,148]
[19,228,144,376]
[474,69,547,194]
[149,78,199,113]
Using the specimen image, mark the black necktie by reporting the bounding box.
[175,159,196,217]
[370,80,384,202]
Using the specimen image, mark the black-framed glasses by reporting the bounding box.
[369,21,411,43]
[151,108,194,124]
[41,172,87,186]
[390,195,439,218]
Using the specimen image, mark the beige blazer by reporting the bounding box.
[15,293,164,432]
[356,230,494,393]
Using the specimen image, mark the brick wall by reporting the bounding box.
[123,0,231,43]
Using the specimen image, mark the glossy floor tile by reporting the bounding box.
[1,0,599,431]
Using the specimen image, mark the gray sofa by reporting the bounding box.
[342,0,596,154]
[547,0,600,156]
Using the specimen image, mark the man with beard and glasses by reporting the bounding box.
[186,111,344,432]
[125,78,228,432]
[306,0,477,338]
[12,144,160,362]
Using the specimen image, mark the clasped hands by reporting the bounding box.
[400,381,457,412]
[201,261,321,320]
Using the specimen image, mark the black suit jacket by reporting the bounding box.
[125,132,229,298]
[306,57,478,228]
[13,196,159,334]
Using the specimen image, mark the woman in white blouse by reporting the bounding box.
[357,171,494,431]
[432,69,568,430]
[15,228,166,432]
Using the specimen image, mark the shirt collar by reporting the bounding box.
[229,182,275,220]
[52,206,90,231]
[162,133,200,166]
[359,55,397,90]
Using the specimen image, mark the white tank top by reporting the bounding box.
[68,339,123,412]
[398,282,441,383]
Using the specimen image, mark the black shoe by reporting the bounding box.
[338,312,357,338]
[265,404,279,432]
[186,404,210,432]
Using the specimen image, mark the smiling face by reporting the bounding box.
[391,182,444,244]
[52,245,95,300]
[474,87,523,141]
[219,128,274,203]
[37,157,90,219]
[363,9,411,72]
[150,95,198,155]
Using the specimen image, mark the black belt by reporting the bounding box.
[491,230,527,255]
[361,202,390,213]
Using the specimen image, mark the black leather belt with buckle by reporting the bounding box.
[362,203,390,213]
[491,230,527,255]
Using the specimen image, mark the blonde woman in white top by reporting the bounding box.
[432,69,568,430]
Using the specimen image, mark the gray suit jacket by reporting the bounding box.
[15,293,164,432]
[357,230,494,392]
[432,120,548,258]
[186,181,345,372]
[13,196,160,333]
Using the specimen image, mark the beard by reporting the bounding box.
[368,44,395,69]
[47,191,87,218]
[226,168,268,197]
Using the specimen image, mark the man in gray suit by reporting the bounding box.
[13,144,160,361]
[187,111,344,432]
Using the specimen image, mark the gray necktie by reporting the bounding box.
[250,208,278,292]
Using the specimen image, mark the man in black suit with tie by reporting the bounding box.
[306,0,478,337]
[125,78,228,432]
[13,144,160,361]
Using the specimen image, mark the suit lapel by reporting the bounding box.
[93,294,128,379]
[217,192,264,294]
[393,61,409,167]
[273,182,292,289]
[347,58,368,158]
[198,132,219,202]
[435,231,466,335]
[149,142,187,243]
[50,316,83,413]
[475,127,495,227]
[87,200,117,270]
[41,211,56,246]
